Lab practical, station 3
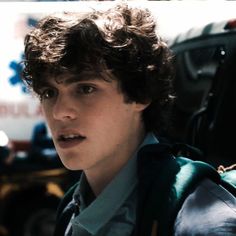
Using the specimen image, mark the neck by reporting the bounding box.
[85,126,146,196]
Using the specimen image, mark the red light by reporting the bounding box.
[224,19,236,30]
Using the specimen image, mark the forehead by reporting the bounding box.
[43,69,116,85]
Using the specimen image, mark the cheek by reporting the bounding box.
[41,107,51,123]
[41,105,55,131]
[41,103,49,116]
[41,100,56,118]
[93,103,134,132]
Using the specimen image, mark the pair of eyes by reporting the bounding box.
[39,85,96,100]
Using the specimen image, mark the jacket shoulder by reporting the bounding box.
[174,179,236,235]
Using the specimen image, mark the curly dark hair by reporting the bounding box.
[22,3,175,135]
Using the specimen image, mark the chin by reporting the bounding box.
[59,156,83,171]
[63,162,83,171]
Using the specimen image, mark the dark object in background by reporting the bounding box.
[0,146,10,164]
[169,18,236,167]
[0,128,80,236]
[28,121,59,165]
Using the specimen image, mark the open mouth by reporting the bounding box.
[57,134,86,148]
[58,134,86,142]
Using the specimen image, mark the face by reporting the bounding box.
[39,71,147,173]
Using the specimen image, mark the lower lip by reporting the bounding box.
[57,138,86,149]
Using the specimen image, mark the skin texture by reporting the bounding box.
[40,71,149,195]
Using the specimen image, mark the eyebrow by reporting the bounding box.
[37,80,54,88]
[38,70,114,88]
[37,76,104,89]
[65,76,99,84]
[65,71,114,84]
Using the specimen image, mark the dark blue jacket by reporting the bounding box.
[54,143,236,236]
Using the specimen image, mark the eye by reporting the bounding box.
[39,87,57,100]
[77,85,96,95]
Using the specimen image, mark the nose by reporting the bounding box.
[52,94,77,121]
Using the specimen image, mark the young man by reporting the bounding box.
[22,3,236,236]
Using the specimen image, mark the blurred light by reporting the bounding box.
[0,130,9,147]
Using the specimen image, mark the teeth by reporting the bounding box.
[59,134,82,141]
[63,134,80,139]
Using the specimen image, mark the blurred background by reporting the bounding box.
[0,1,235,236]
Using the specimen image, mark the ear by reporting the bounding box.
[134,100,151,112]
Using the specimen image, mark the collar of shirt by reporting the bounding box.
[71,133,159,235]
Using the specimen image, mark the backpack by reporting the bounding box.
[53,143,236,236]
[136,143,236,236]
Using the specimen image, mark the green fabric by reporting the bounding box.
[136,145,222,236]
[221,170,236,186]
[220,170,236,196]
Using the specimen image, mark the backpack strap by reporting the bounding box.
[165,157,221,232]
[136,143,221,236]
[136,143,182,236]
